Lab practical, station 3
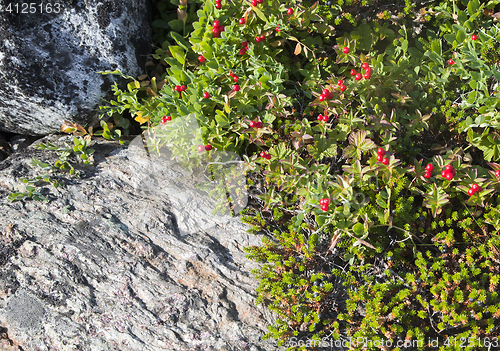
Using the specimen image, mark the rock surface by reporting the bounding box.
[0,0,152,136]
[0,134,284,350]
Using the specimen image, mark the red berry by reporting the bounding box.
[322,88,330,96]
[445,172,454,181]
[364,66,371,74]
[180,85,187,92]
[205,144,212,151]
[471,34,477,40]
[468,188,475,196]
[322,204,329,211]
[212,28,221,37]
[198,145,205,152]
[319,198,325,205]
[471,183,480,192]
[350,69,357,76]
[249,121,256,128]
[362,62,369,69]
[265,153,271,160]
[355,73,362,81]
[444,165,453,172]
[496,170,500,177]
[219,26,225,32]
[257,0,263,3]
[382,157,389,165]
[213,20,220,27]
[364,72,371,79]
[233,84,240,92]
[160,116,168,124]
[337,80,343,86]
[239,48,247,55]
[239,18,246,25]
[174,85,181,91]
[260,151,266,158]
[327,92,334,100]
[424,171,432,179]
[322,115,328,122]
[287,8,294,15]
[448,58,455,65]
[255,121,263,128]
[166,116,172,121]
[426,163,434,172]
[342,47,350,54]
[203,92,210,98]
[376,154,383,162]
[340,84,346,92]
[255,36,261,43]
[260,35,266,41]
[241,41,248,47]
[317,114,323,121]
[251,0,257,5]
[276,27,280,32]
[322,198,330,206]
[377,147,386,156]
[215,2,222,9]
[441,170,447,178]
[318,95,325,102]
[233,76,239,82]
[198,55,206,63]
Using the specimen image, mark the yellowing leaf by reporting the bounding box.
[134,111,150,124]
[294,42,302,55]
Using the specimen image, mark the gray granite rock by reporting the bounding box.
[0,134,284,350]
[0,0,152,136]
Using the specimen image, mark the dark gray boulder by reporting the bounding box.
[0,0,152,136]
[0,134,284,350]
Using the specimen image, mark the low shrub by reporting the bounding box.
[97,0,500,349]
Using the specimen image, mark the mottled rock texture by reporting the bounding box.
[0,0,152,136]
[0,134,283,350]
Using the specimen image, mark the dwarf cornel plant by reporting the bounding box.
[99,0,500,349]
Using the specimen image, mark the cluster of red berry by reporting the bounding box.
[174,84,187,97]
[198,144,213,152]
[230,70,239,82]
[260,151,271,159]
[376,147,389,165]
[351,62,371,81]
[212,19,225,38]
[440,164,455,181]
[319,198,330,211]
[316,114,329,122]
[160,116,172,124]
[423,163,434,178]
[468,183,482,196]
[318,88,334,101]
[251,0,263,6]
[239,41,248,55]
[255,34,266,43]
[249,120,263,128]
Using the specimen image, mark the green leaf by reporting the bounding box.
[152,19,169,29]
[215,110,230,127]
[170,31,190,52]
[352,223,365,237]
[468,90,477,104]
[423,184,449,217]
[467,0,480,15]
[168,19,184,32]
[253,6,268,22]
